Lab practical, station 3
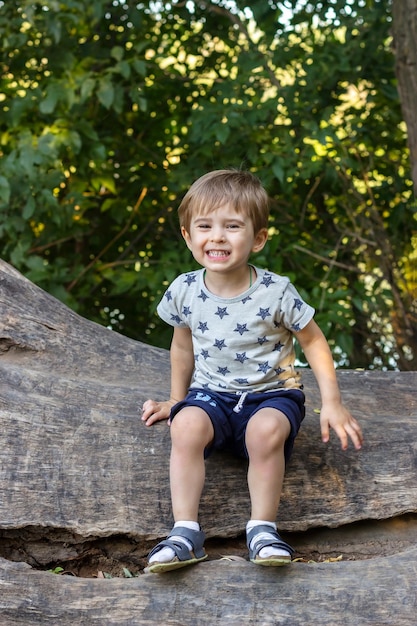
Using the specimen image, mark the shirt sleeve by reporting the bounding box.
[156,275,190,328]
[280,281,315,332]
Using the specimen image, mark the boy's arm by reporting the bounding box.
[142,326,194,426]
[295,319,363,451]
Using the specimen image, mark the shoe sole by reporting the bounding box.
[145,554,208,574]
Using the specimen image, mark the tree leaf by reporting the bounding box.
[97,77,115,109]
[22,196,36,220]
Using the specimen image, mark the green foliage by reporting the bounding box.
[0,0,415,368]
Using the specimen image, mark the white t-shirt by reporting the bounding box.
[157,266,315,393]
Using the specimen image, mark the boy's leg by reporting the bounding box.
[146,406,214,572]
[246,407,290,519]
[245,408,294,565]
[170,406,214,521]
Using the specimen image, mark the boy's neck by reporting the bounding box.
[203,264,254,297]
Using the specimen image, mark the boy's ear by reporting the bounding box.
[252,228,268,253]
[181,226,193,250]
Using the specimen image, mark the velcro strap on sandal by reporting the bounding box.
[147,526,207,563]
[246,524,294,557]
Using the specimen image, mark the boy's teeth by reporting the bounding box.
[208,251,228,256]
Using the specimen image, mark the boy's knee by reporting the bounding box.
[171,408,213,445]
[246,411,290,451]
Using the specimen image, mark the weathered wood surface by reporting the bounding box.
[1,259,417,624]
[1,258,417,545]
[0,549,416,626]
[0,262,417,539]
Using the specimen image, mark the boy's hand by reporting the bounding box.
[320,403,363,451]
[141,399,176,426]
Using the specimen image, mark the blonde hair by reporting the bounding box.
[178,169,269,234]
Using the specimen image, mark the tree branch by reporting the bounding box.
[66,187,148,292]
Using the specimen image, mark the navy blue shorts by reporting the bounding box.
[170,388,305,464]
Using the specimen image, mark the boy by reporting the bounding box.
[142,169,363,573]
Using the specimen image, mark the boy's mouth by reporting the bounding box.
[206,250,230,258]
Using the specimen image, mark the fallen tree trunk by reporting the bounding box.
[1,259,416,542]
[1,259,417,623]
[1,549,416,626]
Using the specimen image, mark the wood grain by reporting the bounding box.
[1,259,417,624]
[0,549,416,625]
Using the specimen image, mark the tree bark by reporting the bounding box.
[1,258,416,542]
[1,258,417,623]
[1,549,417,626]
[392,0,417,195]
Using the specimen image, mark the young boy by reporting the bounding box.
[142,169,363,573]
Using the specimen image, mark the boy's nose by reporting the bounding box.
[210,228,225,242]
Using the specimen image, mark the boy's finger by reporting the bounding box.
[320,421,330,444]
[346,423,363,450]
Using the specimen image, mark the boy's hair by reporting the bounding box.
[178,169,269,234]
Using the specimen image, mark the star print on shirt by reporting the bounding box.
[213,338,227,350]
[256,307,271,320]
[257,336,269,345]
[261,274,276,288]
[235,352,249,363]
[217,366,231,376]
[293,298,303,311]
[184,273,197,286]
[170,314,181,324]
[234,323,249,335]
[165,290,172,301]
[273,341,284,352]
[275,366,286,375]
[242,295,252,304]
[291,323,301,331]
[200,349,210,360]
[215,306,229,319]
[257,361,270,373]
[182,306,192,317]
[198,321,209,333]
[234,378,249,384]
[198,290,208,302]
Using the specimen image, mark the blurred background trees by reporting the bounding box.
[1,0,416,369]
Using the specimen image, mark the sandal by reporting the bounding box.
[145,526,208,573]
[247,524,294,567]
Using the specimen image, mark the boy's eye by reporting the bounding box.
[226,223,240,229]
[197,223,210,229]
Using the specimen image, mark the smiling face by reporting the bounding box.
[178,170,270,235]
[181,203,268,279]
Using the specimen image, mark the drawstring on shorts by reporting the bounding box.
[233,391,248,413]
